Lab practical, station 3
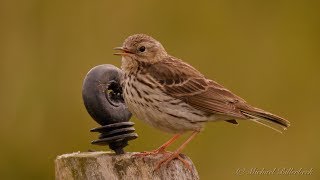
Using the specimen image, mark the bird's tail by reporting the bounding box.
[240,106,290,133]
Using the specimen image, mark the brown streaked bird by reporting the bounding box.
[114,34,290,170]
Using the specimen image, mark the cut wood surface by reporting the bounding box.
[55,151,199,180]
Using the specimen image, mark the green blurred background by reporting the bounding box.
[0,0,319,179]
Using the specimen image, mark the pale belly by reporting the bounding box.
[123,77,207,134]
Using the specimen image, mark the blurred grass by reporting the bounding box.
[0,0,319,179]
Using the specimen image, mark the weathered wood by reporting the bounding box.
[55,151,199,180]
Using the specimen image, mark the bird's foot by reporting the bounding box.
[155,152,192,171]
[133,146,169,157]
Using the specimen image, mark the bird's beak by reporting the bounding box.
[113,47,133,56]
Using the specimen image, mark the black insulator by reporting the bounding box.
[82,64,138,154]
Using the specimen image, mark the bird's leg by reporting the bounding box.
[153,134,181,153]
[134,134,181,157]
[155,131,199,171]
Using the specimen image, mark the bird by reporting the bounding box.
[113,34,290,170]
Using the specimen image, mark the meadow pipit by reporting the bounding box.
[114,34,290,170]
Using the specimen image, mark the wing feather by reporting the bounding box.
[145,57,248,119]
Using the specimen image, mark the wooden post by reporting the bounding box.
[55,151,199,180]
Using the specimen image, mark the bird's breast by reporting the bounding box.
[122,73,206,133]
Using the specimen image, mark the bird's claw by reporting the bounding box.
[133,147,169,157]
[154,152,192,172]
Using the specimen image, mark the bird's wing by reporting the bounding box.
[145,57,248,119]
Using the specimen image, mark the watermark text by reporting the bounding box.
[235,167,313,176]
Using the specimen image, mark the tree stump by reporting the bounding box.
[55,151,199,180]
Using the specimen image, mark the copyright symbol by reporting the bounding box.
[236,168,246,175]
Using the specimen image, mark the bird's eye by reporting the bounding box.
[138,46,146,52]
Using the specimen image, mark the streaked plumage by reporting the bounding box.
[114,33,290,169]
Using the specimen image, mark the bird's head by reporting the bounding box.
[114,34,167,71]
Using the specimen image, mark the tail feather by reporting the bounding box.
[249,118,284,133]
[240,106,290,132]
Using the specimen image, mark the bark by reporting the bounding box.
[55,151,199,180]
